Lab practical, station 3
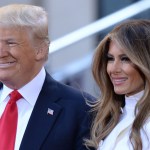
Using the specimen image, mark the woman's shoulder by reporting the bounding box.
[141,118,150,149]
[144,118,150,131]
[141,118,150,141]
[145,114,150,123]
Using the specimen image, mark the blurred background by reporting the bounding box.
[1,0,150,97]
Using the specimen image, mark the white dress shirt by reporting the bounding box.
[0,67,46,150]
[98,91,150,150]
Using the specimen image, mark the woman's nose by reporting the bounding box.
[110,61,122,73]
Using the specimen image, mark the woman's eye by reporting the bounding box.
[107,55,114,62]
[108,57,113,61]
[121,56,130,62]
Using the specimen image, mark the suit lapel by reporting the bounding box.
[20,73,63,150]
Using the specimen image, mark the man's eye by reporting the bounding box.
[7,42,17,46]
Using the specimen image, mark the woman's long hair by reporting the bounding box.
[85,19,150,150]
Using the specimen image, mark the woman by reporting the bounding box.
[85,19,150,150]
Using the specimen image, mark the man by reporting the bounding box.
[0,4,94,150]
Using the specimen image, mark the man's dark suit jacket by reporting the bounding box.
[12,72,94,150]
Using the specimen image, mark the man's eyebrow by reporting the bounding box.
[0,37,15,41]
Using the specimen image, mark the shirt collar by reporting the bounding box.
[0,86,12,103]
[125,90,144,110]
[0,67,46,106]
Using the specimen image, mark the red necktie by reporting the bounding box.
[0,90,22,150]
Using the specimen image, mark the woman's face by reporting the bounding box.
[106,40,144,96]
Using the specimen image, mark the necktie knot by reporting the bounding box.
[9,90,22,103]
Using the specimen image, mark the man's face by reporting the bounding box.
[0,27,43,89]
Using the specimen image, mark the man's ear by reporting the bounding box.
[35,48,44,60]
[35,43,48,61]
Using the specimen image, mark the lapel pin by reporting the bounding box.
[47,108,54,115]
